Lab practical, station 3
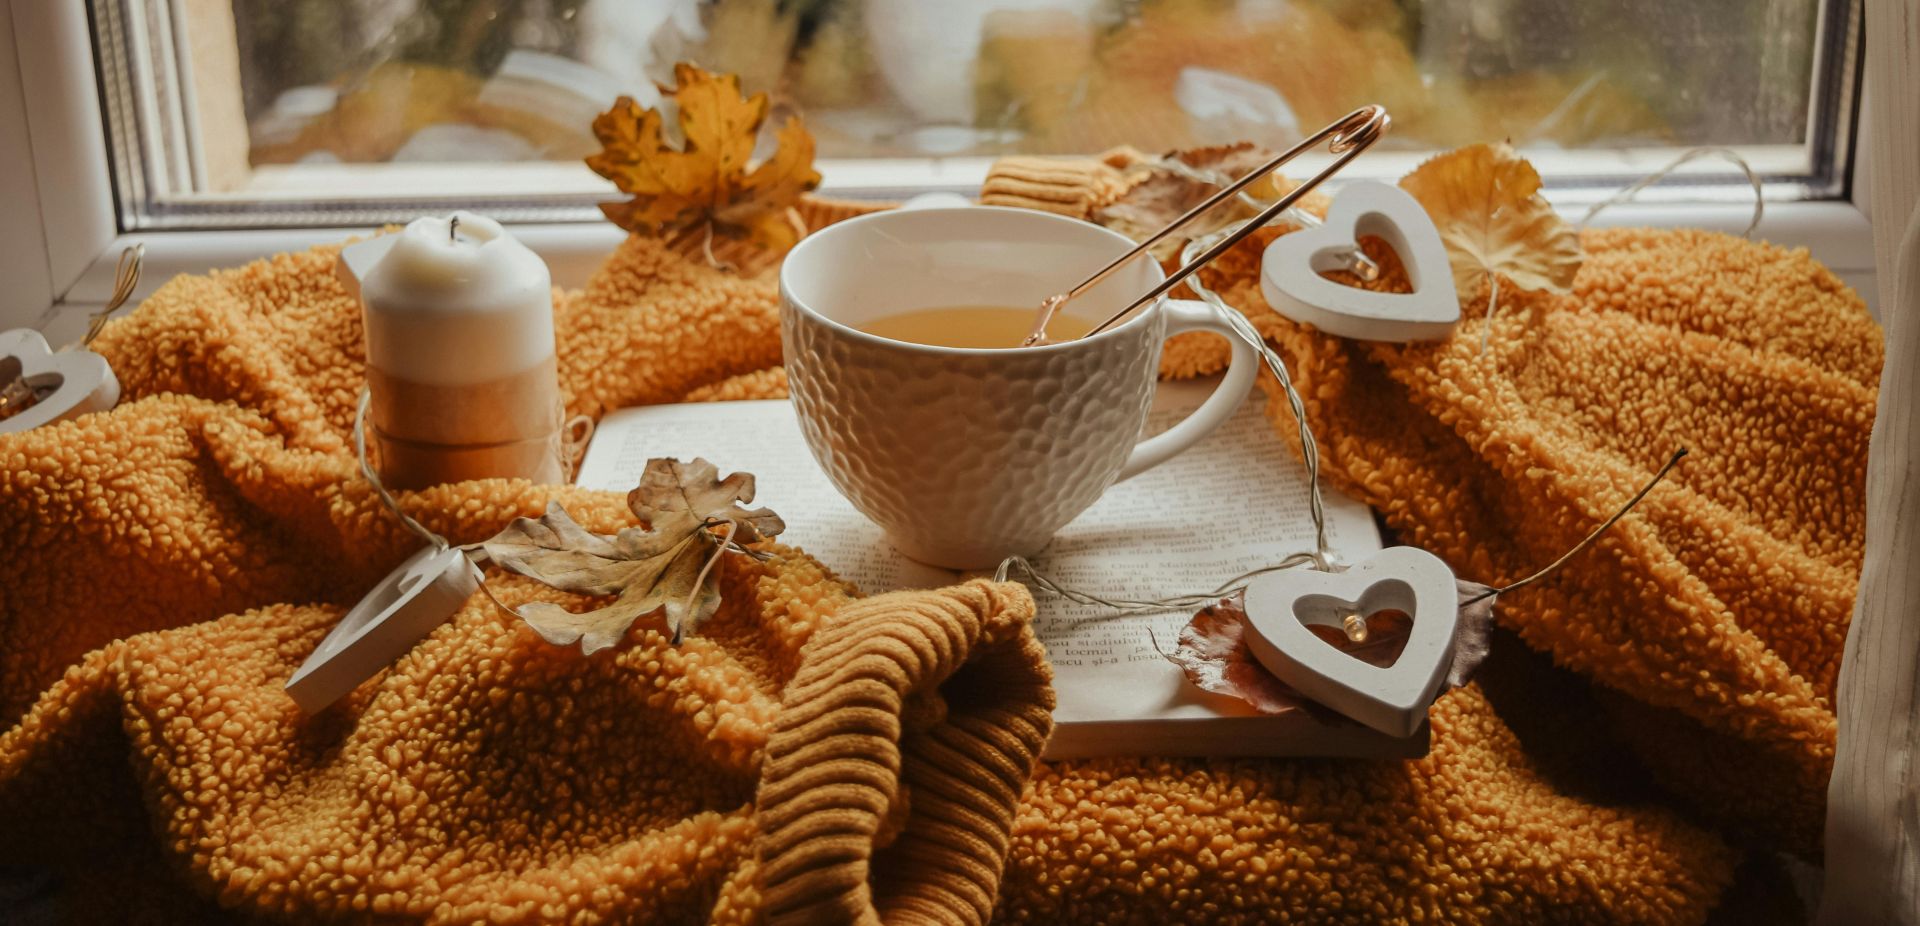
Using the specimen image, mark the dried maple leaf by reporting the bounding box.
[626,457,786,546]
[586,62,821,253]
[1163,582,1495,718]
[480,458,783,653]
[1397,142,1582,301]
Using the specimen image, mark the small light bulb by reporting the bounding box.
[1342,611,1369,643]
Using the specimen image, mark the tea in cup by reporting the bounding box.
[780,206,1257,569]
[855,305,1099,348]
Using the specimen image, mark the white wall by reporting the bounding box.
[0,2,53,330]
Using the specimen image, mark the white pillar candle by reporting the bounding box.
[339,212,566,489]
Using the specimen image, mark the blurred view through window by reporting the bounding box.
[93,0,1858,228]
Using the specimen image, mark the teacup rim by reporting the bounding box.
[779,205,1164,356]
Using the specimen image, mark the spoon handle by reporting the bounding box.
[1032,105,1391,345]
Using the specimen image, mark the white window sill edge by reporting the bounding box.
[36,198,1878,345]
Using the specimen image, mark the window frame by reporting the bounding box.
[4,0,1883,338]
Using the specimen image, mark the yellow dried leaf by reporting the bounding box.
[1398,143,1582,299]
[586,62,821,253]
[721,117,818,252]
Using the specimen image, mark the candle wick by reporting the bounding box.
[449,216,460,242]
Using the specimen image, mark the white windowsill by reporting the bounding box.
[195,144,1818,204]
[135,145,1826,230]
[56,198,1879,299]
[40,197,1878,344]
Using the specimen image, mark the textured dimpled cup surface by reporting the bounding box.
[781,206,1256,569]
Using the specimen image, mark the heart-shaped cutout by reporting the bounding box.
[1259,180,1460,342]
[1299,603,1411,667]
[0,329,120,434]
[1241,546,1458,737]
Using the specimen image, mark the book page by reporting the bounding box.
[1029,379,1380,728]
[575,401,959,592]
[576,381,1384,741]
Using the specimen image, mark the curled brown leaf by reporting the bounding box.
[1164,579,1496,717]
[1096,143,1296,260]
[1450,581,1497,688]
[1163,597,1314,715]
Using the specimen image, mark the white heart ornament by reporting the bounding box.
[1259,180,1459,342]
[1241,546,1458,738]
[286,545,479,713]
[0,329,120,434]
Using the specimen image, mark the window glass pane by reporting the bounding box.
[233,0,1828,159]
[92,0,1860,229]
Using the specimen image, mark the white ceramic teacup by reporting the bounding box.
[780,206,1258,569]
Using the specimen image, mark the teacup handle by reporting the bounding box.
[1116,299,1259,482]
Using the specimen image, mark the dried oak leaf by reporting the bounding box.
[1163,581,1496,716]
[481,458,784,653]
[585,62,821,252]
[1397,142,1582,302]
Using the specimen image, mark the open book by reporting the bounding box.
[577,382,1424,759]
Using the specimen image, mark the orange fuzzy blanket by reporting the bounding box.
[988,158,1880,855]
[0,190,1875,923]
